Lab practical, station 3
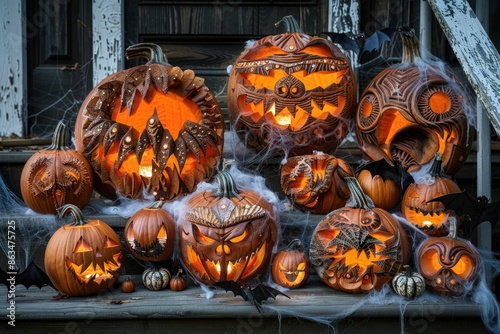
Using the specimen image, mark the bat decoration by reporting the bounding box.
[213,280,290,313]
[322,27,398,64]
[356,158,414,194]
[1,261,55,290]
[427,190,500,238]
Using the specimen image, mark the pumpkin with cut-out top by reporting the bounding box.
[75,43,224,200]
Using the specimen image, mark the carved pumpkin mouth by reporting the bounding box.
[66,252,122,285]
[126,225,168,258]
[186,241,268,283]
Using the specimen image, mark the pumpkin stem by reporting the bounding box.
[286,239,302,251]
[213,170,240,199]
[48,121,69,151]
[275,15,301,33]
[345,177,373,209]
[148,200,165,210]
[447,219,457,239]
[57,204,88,226]
[429,152,443,178]
[399,26,420,64]
[125,43,171,66]
[175,269,183,278]
[403,265,412,277]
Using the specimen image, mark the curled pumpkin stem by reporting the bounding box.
[125,43,171,66]
[57,204,88,226]
[48,121,69,151]
[399,26,420,64]
[275,15,301,33]
[213,170,240,199]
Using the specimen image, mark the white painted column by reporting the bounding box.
[92,0,124,86]
[0,0,27,137]
[419,0,432,52]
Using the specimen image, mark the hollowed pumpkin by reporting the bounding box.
[271,239,310,289]
[355,27,471,176]
[75,43,224,200]
[228,16,356,156]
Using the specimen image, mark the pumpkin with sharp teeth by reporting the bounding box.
[227,15,356,156]
[178,170,278,285]
[44,204,123,297]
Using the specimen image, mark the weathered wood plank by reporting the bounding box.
[427,0,500,136]
[0,0,26,137]
[92,0,124,85]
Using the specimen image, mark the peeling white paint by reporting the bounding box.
[0,0,26,137]
[92,0,124,86]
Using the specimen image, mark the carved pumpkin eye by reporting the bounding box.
[229,228,249,244]
[451,255,474,278]
[74,237,93,253]
[420,249,441,276]
[104,236,120,248]
[193,225,216,245]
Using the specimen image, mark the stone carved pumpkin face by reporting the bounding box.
[124,200,176,261]
[179,171,278,285]
[228,16,356,156]
[44,205,123,297]
[75,43,224,200]
[355,28,470,176]
[310,177,409,293]
[417,222,480,296]
[280,152,355,214]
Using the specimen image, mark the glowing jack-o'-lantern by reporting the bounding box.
[271,239,310,289]
[124,200,176,261]
[402,153,461,236]
[21,121,93,214]
[44,204,123,296]
[417,221,480,296]
[228,16,356,156]
[309,177,409,293]
[75,43,224,200]
[178,170,278,285]
[355,27,471,176]
[280,151,355,214]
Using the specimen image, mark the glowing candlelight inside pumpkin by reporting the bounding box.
[139,165,152,178]
[422,220,433,227]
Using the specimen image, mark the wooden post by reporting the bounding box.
[92,0,124,86]
[0,0,26,137]
[419,0,432,52]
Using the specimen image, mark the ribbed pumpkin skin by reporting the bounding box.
[44,219,123,297]
[356,170,401,211]
[142,267,171,291]
[169,271,187,291]
[392,266,425,298]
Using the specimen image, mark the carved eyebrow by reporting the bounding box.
[185,204,266,228]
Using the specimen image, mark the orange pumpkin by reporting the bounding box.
[21,121,93,214]
[355,27,471,176]
[309,177,409,293]
[280,152,355,214]
[75,43,224,200]
[169,269,188,291]
[227,16,356,156]
[178,170,278,285]
[44,204,123,297]
[271,239,310,289]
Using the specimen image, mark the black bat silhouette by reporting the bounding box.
[322,27,398,64]
[213,281,290,313]
[1,261,55,290]
[427,190,500,238]
[356,158,414,194]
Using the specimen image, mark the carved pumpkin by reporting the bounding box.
[417,221,480,296]
[402,153,461,236]
[271,239,309,289]
[227,16,356,156]
[280,152,355,214]
[309,177,409,293]
[44,204,123,297]
[178,170,278,285]
[169,269,188,291]
[21,121,93,214]
[392,265,425,299]
[142,267,171,291]
[75,43,224,200]
[355,27,471,176]
[124,200,176,261]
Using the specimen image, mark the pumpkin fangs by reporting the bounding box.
[65,252,122,285]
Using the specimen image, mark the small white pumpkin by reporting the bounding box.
[392,265,425,299]
[142,267,171,291]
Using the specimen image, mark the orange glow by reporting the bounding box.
[74,237,92,253]
[429,92,451,114]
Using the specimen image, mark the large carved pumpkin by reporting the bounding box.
[21,121,93,214]
[44,204,123,297]
[309,177,409,293]
[355,27,471,176]
[75,43,224,200]
[227,16,356,156]
[178,170,278,285]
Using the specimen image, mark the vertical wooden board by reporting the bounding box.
[329,0,359,34]
[427,0,500,136]
[92,0,124,85]
[0,0,26,137]
[222,6,254,35]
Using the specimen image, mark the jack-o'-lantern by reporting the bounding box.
[271,239,309,289]
[44,204,123,297]
[280,151,354,214]
[124,200,176,261]
[417,221,480,296]
[21,121,93,214]
[402,153,461,236]
[355,27,471,176]
[178,170,278,285]
[228,15,356,156]
[309,177,409,293]
[75,43,224,200]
